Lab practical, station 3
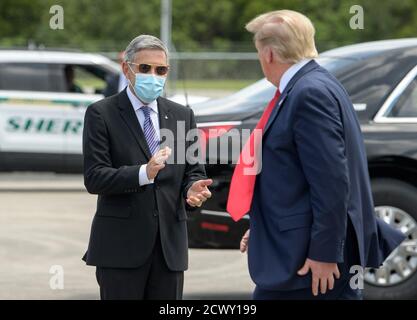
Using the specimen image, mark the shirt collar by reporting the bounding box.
[279,58,312,93]
[126,85,158,114]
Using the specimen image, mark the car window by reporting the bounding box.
[0,62,110,95]
[388,77,417,117]
[71,65,107,94]
[0,63,66,92]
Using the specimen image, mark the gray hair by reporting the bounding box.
[124,35,169,62]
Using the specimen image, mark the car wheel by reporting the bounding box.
[364,178,417,300]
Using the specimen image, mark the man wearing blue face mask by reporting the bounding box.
[82,35,212,300]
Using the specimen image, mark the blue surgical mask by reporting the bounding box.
[128,65,166,103]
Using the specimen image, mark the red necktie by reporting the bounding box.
[227,89,281,221]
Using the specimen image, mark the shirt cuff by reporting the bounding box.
[139,164,154,186]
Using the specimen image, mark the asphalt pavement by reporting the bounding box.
[0,173,254,299]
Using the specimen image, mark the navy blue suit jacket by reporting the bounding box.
[248,60,405,291]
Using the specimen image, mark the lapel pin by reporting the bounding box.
[164,115,169,119]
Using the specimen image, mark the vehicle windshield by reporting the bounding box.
[192,56,357,115]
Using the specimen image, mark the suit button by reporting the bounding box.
[153,210,158,217]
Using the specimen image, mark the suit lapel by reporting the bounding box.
[154,97,174,182]
[263,60,320,135]
[156,97,173,134]
[118,89,152,160]
[263,91,289,134]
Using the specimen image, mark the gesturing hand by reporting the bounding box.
[240,229,250,253]
[146,147,172,180]
[297,258,341,296]
[186,179,213,207]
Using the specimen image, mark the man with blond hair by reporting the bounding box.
[227,10,404,299]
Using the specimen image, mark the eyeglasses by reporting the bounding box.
[128,62,169,76]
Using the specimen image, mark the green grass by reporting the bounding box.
[76,78,257,92]
[173,79,255,91]
[76,78,105,89]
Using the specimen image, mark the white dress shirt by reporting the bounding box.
[278,59,312,104]
[126,86,160,186]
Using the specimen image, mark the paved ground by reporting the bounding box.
[0,174,254,300]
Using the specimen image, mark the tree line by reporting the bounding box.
[1,0,416,52]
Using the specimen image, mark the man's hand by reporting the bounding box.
[297,258,341,296]
[186,179,213,207]
[240,229,250,253]
[146,147,172,180]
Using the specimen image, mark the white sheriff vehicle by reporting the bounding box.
[0,50,119,172]
[0,50,207,172]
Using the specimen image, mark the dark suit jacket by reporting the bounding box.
[248,60,406,291]
[82,89,206,271]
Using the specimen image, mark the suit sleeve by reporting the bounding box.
[293,87,349,263]
[182,108,207,200]
[83,104,141,195]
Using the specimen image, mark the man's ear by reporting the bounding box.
[259,46,273,65]
[122,61,130,79]
[267,47,274,64]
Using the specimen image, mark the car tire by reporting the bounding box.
[364,178,417,300]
